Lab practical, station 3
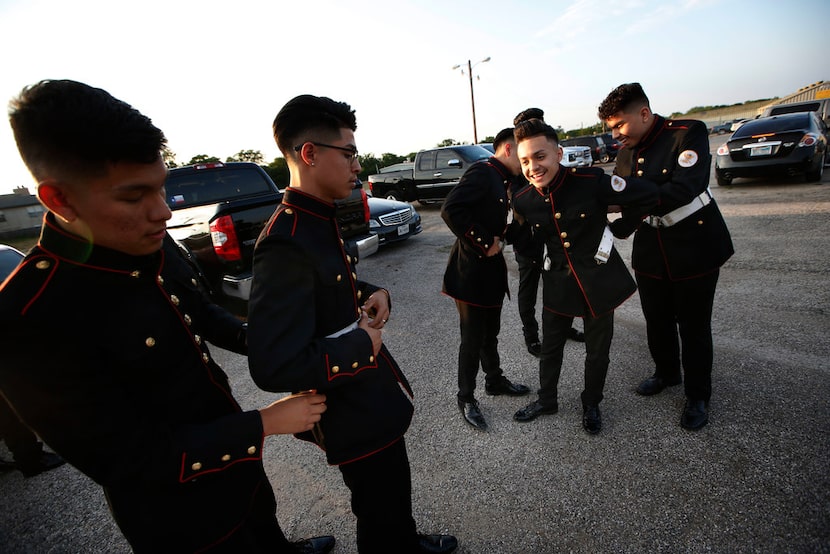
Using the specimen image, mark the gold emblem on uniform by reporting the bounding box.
[36,260,51,270]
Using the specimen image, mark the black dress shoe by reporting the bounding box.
[18,452,66,478]
[485,377,531,396]
[526,341,542,357]
[680,399,709,431]
[513,400,558,422]
[458,399,487,431]
[418,533,458,553]
[292,535,336,554]
[635,375,682,396]
[582,405,602,435]
[568,327,585,342]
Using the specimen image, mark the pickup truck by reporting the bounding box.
[165,161,377,316]
[367,145,491,203]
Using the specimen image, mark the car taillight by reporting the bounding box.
[798,133,818,147]
[716,144,730,156]
[368,179,375,195]
[360,189,370,224]
[210,215,242,261]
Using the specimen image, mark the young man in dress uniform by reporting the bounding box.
[0,79,334,553]
[598,83,734,430]
[247,94,457,554]
[441,128,532,431]
[510,117,659,434]
[510,108,585,357]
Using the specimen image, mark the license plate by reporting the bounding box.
[750,144,772,157]
[397,224,409,236]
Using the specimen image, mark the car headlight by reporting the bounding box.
[369,220,380,229]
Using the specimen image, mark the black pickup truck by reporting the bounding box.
[165,161,377,316]
[367,145,491,204]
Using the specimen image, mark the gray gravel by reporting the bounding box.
[2,140,828,553]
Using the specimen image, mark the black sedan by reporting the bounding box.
[367,197,422,245]
[715,111,828,186]
[0,244,24,281]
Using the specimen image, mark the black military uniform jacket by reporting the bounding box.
[512,166,658,318]
[441,157,511,307]
[613,115,734,280]
[248,187,414,466]
[0,215,271,552]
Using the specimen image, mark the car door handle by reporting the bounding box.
[434,172,442,177]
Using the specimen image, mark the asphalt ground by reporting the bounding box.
[2,137,829,553]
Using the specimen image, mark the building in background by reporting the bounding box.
[0,187,43,239]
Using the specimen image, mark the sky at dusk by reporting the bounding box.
[1,0,827,193]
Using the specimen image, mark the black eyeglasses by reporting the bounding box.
[294,142,359,162]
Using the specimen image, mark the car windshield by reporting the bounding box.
[165,166,274,209]
[0,248,23,280]
[733,114,810,138]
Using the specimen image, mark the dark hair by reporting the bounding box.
[513,118,559,145]
[597,82,650,120]
[273,94,357,156]
[492,127,515,151]
[513,107,544,126]
[9,79,166,183]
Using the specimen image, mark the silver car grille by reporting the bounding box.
[378,208,412,226]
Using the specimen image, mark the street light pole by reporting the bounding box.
[453,56,490,144]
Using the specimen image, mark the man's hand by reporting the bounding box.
[486,236,502,257]
[358,311,383,355]
[259,391,326,436]
[362,289,390,329]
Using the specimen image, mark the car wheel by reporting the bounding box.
[805,155,824,182]
[716,173,732,187]
[385,190,403,201]
[600,153,610,164]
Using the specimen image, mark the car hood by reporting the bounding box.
[368,197,410,216]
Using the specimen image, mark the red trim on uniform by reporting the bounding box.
[440,291,503,309]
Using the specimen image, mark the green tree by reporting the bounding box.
[162,146,178,168]
[264,157,289,188]
[227,149,264,164]
[437,138,461,147]
[187,154,221,165]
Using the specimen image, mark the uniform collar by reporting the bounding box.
[37,212,162,274]
[486,157,512,183]
[281,187,337,220]
[637,114,666,150]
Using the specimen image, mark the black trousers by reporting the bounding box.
[454,300,504,401]
[514,251,542,344]
[338,438,419,554]
[636,270,720,402]
[538,309,614,408]
[0,395,42,465]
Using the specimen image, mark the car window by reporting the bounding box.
[733,114,811,138]
[417,151,436,171]
[166,167,274,209]
[436,150,459,168]
[0,249,23,280]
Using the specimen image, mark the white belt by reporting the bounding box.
[646,189,712,228]
[326,319,360,338]
[594,225,614,264]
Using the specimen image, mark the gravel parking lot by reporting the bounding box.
[2,136,828,553]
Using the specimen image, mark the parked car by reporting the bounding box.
[560,135,608,164]
[730,119,749,132]
[367,145,491,204]
[0,244,24,281]
[598,133,622,161]
[762,98,830,127]
[367,197,422,245]
[710,122,732,135]
[714,111,829,186]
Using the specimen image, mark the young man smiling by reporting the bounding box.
[598,83,733,430]
[510,116,658,434]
